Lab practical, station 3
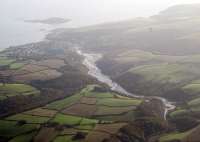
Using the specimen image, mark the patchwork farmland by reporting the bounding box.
[0,85,142,142]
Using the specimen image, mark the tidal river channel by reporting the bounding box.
[76,47,176,119]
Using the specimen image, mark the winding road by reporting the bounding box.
[75,47,175,119]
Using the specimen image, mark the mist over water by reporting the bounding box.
[0,19,46,50]
[1,1,200,140]
[0,18,70,50]
[0,0,199,49]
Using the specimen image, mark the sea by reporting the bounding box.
[0,18,72,51]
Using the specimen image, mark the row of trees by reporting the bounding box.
[0,74,13,85]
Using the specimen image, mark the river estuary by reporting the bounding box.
[76,47,176,119]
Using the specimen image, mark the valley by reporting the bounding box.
[0,40,166,142]
[1,4,200,142]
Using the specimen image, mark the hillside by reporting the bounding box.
[153,4,200,20]
[0,41,97,117]
[1,4,200,142]
[46,4,200,142]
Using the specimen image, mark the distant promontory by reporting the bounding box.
[24,17,71,25]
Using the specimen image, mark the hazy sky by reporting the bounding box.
[1,0,200,26]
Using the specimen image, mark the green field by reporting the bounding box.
[0,120,38,138]
[188,97,200,107]
[80,118,98,125]
[9,131,37,142]
[169,109,189,118]
[0,58,15,66]
[9,63,25,70]
[95,110,137,121]
[45,93,82,110]
[0,83,37,93]
[115,62,200,100]
[97,98,142,107]
[6,114,50,124]
[84,92,115,98]
[95,106,136,116]
[0,83,40,100]
[130,63,198,84]
[170,96,200,119]
[183,83,200,95]
[159,131,191,142]
[76,118,99,130]
[51,114,82,125]
[0,85,143,141]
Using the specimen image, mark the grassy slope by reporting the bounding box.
[0,84,38,93]
[113,52,200,101]
[159,131,191,142]
[6,114,50,124]
[0,85,142,142]
[9,131,37,142]
[0,58,15,66]
[52,113,82,125]
[9,63,25,70]
[45,93,82,110]
[97,98,142,107]
[0,120,38,138]
[182,83,200,95]
[0,83,40,101]
[129,63,199,87]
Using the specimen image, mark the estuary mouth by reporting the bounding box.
[75,46,176,120]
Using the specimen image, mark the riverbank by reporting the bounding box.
[75,46,176,120]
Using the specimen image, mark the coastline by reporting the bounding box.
[0,18,71,52]
[0,21,176,120]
